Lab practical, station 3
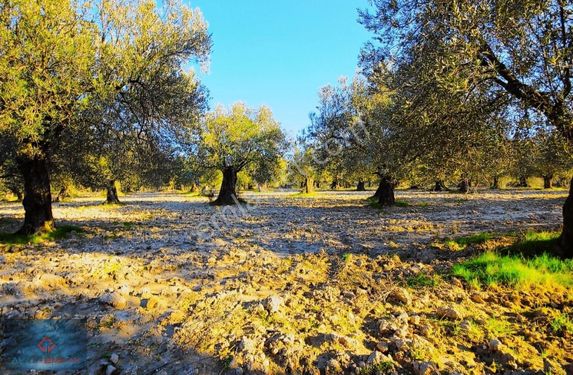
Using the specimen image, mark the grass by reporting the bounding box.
[504,230,560,256]
[550,313,573,335]
[485,318,516,338]
[406,273,441,288]
[444,232,496,251]
[358,361,395,375]
[288,192,318,198]
[0,225,84,246]
[452,251,573,289]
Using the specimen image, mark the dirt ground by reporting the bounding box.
[0,190,572,374]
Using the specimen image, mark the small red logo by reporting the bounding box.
[37,336,56,353]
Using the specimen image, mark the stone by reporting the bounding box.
[238,337,256,354]
[387,288,412,305]
[488,338,502,352]
[376,340,390,353]
[33,273,67,290]
[110,353,119,364]
[106,365,117,375]
[436,306,462,320]
[101,292,127,310]
[460,319,471,330]
[366,350,391,365]
[412,361,435,375]
[470,292,484,303]
[263,295,282,314]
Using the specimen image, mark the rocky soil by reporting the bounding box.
[0,190,572,374]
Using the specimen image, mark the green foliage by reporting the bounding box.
[200,104,287,174]
[452,252,573,289]
[0,225,83,246]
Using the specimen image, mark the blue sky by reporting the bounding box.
[190,0,371,136]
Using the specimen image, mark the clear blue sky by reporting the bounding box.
[191,0,371,136]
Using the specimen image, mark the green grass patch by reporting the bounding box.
[288,192,318,198]
[406,273,441,288]
[0,225,84,246]
[444,232,496,251]
[504,230,560,256]
[452,251,573,289]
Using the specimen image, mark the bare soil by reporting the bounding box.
[0,190,571,374]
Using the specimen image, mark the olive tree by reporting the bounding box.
[199,104,287,205]
[0,0,210,233]
[360,0,573,256]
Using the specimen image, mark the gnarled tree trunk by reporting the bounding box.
[491,176,500,190]
[517,176,528,187]
[53,186,69,203]
[17,155,54,235]
[377,175,395,207]
[303,176,314,194]
[212,166,239,205]
[356,180,366,191]
[433,180,447,191]
[543,175,553,189]
[459,178,469,193]
[106,179,120,204]
[558,177,573,258]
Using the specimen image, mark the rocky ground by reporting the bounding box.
[0,190,572,374]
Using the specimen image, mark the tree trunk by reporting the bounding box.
[459,178,469,193]
[303,176,315,194]
[543,175,553,189]
[330,179,338,190]
[16,155,54,235]
[377,176,395,207]
[212,167,239,205]
[433,180,447,191]
[53,186,69,203]
[106,179,121,204]
[356,180,366,191]
[517,176,528,187]
[491,176,500,190]
[557,177,573,258]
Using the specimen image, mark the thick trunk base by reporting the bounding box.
[17,155,54,235]
[557,177,573,258]
[376,176,395,207]
[491,177,500,190]
[303,177,315,194]
[378,177,396,207]
[106,180,121,204]
[433,180,447,192]
[356,181,366,191]
[543,176,553,189]
[459,179,469,193]
[53,186,69,203]
[212,167,243,206]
